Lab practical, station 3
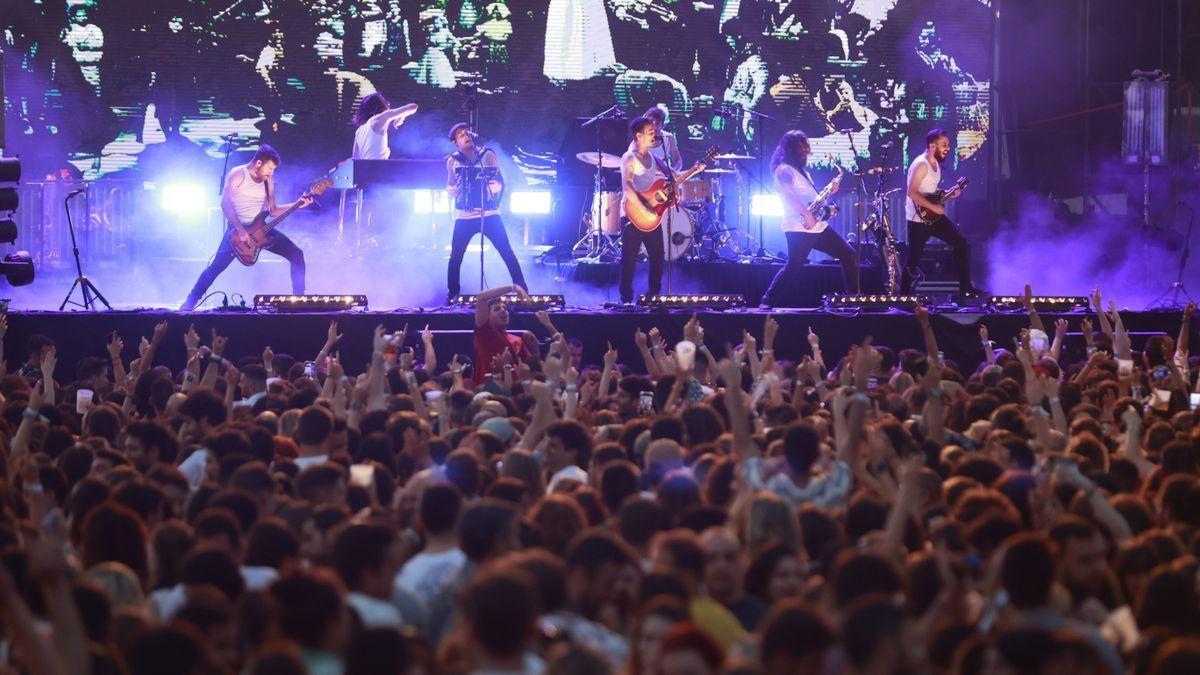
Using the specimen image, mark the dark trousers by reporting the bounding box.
[619,221,665,303]
[901,216,972,292]
[447,215,527,297]
[188,230,305,300]
[762,229,859,306]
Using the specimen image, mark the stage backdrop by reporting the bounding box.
[2,0,993,261]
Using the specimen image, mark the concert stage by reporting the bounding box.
[4,308,1188,378]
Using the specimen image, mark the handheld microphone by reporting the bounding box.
[67,188,87,198]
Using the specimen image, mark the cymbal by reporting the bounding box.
[700,168,735,175]
[714,153,756,160]
[576,152,621,169]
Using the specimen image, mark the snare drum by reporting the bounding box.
[590,191,623,234]
[678,178,713,204]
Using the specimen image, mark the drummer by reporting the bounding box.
[629,106,682,173]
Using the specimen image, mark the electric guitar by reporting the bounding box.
[625,146,721,232]
[229,178,332,266]
[917,177,968,224]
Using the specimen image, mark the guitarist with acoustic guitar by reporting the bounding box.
[901,128,985,298]
[618,116,711,304]
[180,145,314,311]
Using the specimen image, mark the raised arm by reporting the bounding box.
[421,325,437,373]
[1021,283,1047,334]
[475,284,527,327]
[370,102,419,134]
[915,305,940,363]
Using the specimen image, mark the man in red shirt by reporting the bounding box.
[474,284,530,382]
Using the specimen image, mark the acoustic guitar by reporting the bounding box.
[229,178,332,266]
[624,146,720,232]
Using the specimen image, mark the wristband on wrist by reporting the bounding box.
[23,482,43,493]
[1049,396,1060,405]
[23,406,39,419]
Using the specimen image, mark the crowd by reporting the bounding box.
[0,284,1199,675]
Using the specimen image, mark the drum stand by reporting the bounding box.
[573,106,625,262]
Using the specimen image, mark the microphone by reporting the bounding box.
[67,188,87,198]
[838,128,858,134]
[221,132,240,140]
[881,140,895,149]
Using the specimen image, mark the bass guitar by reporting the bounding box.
[917,177,968,224]
[230,178,332,266]
[625,146,720,232]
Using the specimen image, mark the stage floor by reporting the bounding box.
[4,307,1190,377]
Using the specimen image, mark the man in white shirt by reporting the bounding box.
[395,484,467,604]
[293,406,334,470]
[544,420,592,492]
[333,521,407,629]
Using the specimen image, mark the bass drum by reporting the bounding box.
[641,204,697,261]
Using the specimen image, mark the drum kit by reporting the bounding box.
[571,151,760,263]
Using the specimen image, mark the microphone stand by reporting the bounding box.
[59,189,111,311]
[725,104,779,262]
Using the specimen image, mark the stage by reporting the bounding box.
[4,307,1189,377]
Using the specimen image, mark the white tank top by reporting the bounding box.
[227,165,268,226]
[775,164,825,234]
[905,154,941,222]
[353,120,389,160]
[623,150,659,193]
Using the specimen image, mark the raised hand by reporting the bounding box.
[1081,317,1093,336]
[372,324,388,353]
[325,321,344,349]
[184,324,201,352]
[634,328,649,351]
[603,341,618,368]
[40,347,56,379]
[263,345,275,372]
[1040,374,1060,398]
[139,336,151,359]
[224,364,241,390]
[327,355,344,382]
[421,324,434,344]
[979,324,989,343]
[915,304,930,325]
[211,329,229,358]
[716,358,742,389]
[807,326,820,348]
[648,327,664,350]
[107,332,124,360]
[29,378,45,411]
[1055,318,1068,339]
[764,316,779,349]
[152,320,168,344]
[742,330,757,354]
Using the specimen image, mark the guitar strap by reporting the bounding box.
[652,155,675,184]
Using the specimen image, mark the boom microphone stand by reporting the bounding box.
[59,188,111,311]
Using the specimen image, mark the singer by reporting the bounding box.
[444,123,527,303]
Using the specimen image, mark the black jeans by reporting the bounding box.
[188,229,305,300]
[761,229,859,306]
[447,215,527,297]
[619,221,665,303]
[901,215,971,292]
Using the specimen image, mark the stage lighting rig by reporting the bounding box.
[254,295,369,313]
[987,296,1089,313]
[638,294,747,310]
[452,294,565,310]
[822,294,928,311]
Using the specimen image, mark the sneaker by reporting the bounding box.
[179,296,199,312]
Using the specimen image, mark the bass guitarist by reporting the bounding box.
[901,128,985,298]
[619,116,706,304]
[181,145,312,311]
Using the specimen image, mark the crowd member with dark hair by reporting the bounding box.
[0,290,1196,675]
